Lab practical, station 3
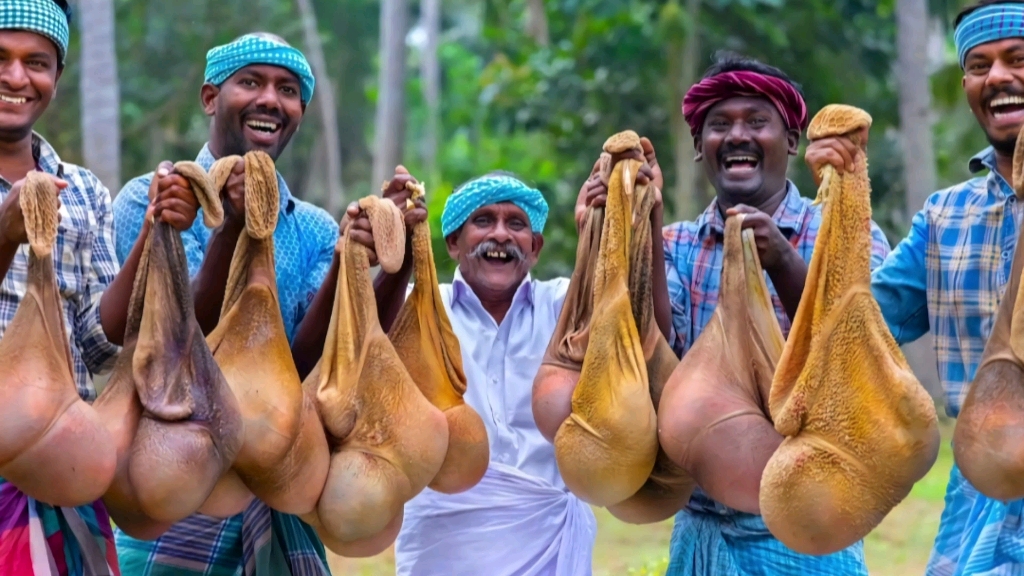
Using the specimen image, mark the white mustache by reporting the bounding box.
[470,240,524,261]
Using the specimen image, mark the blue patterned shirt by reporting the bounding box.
[111,143,339,341]
[0,133,120,401]
[873,147,1021,418]
[111,143,338,574]
[664,181,891,357]
[872,147,1024,576]
[661,182,891,575]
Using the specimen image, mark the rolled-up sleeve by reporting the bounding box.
[871,208,930,345]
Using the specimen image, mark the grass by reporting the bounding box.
[328,417,955,576]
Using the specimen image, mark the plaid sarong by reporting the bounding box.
[665,500,867,576]
[0,478,120,576]
[115,498,329,576]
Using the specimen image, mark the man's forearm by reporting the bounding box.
[376,244,415,333]
[291,245,415,380]
[99,226,150,345]
[767,248,808,322]
[191,222,243,335]
[291,253,340,380]
[650,207,673,341]
[0,239,17,283]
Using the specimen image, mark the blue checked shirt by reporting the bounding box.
[0,133,120,401]
[662,182,891,576]
[111,143,339,341]
[111,143,338,575]
[664,181,891,357]
[872,147,1024,576]
[873,146,1021,418]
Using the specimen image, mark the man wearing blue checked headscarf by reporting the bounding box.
[290,167,601,575]
[0,1,210,574]
[111,31,339,576]
[806,1,1024,574]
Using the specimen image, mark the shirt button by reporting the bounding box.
[491,378,498,384]
[1005,250,1013,259]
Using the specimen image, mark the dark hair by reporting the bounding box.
[701,50,805,100]
[955,0,1020,28]
[51,0,72,26]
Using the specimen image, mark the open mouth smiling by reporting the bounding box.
[245,119,281,134]
[0,94,28,105]
[482,250,516,264]
[987,95,1024,126]
[722,153,761,174]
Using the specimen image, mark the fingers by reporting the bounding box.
[637,164,654,185]
[156,161,174,178]
[232,158,246,175]
[640,137,657,163]
[394,165,410,176]
[725,204,758,216]
[345,202,360,218]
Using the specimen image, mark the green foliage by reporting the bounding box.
[46,0,985,281]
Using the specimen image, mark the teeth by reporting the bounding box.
[485,251,509,259]
[991,96,1024,108]
[246,120,279,131]
[0,95,26,104]
[726,155,758,163]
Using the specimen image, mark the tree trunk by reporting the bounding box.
[296,0,344,215]
[670,0,702,220]
[373,0,409,188]
[895,0,941,399]
[896,0,936,215]
[420,0,441,183]
[525,0,550,47]
[79,0,121,193]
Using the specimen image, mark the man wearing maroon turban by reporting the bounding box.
[579,52,893,576]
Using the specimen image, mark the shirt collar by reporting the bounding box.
[451,266,535,308]
[695,180,807,239]
[0,133,65,188]
[196,143,294,214]
[968,146,1016,200]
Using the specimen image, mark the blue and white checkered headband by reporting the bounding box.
[0,0,69,64]
[441,175,549,238]
[955,3,1024,69]
[205,34,315,104]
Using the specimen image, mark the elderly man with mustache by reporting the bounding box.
[296,168,666,575]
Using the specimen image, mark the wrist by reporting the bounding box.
[765,243,799,275]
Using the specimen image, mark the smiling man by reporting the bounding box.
[650,52,891,576]
[110,32,339,576]
[293,170,602,575]
[806,1,1024,574]
[0,1,204,573]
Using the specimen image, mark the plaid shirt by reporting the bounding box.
[872,146,1021,418]
[664,181,891,357]
[0,133,120,402]
[111,143,336,575]
[873,147,1024,576]
[662,182,890,575]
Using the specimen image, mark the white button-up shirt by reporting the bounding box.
[395,269,597,576]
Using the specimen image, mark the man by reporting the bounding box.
[299,168,679,574]
[111,33,339,575]
[0,1,200,573]
[595,53,892,575]
[807,1,1024,573]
